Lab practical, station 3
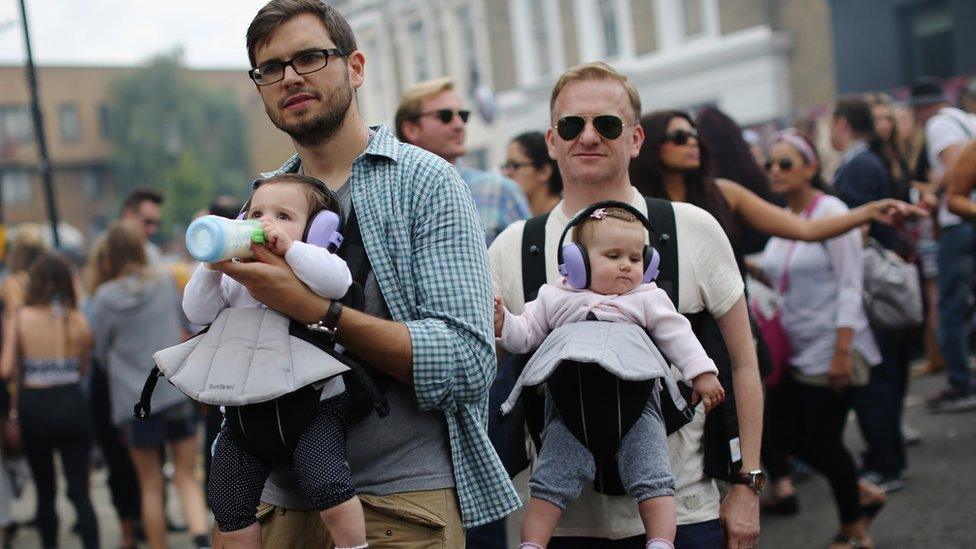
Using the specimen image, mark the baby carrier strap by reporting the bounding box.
[333,206,393,422]
[645,196,743,481]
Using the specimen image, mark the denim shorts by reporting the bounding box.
[122,401,196,448]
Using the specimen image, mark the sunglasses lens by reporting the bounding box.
[458,110,470,123]
[557,117,585,140]
[593,116,623,139]
[437,109,454,123]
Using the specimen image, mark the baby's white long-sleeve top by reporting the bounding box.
[499,280,717,384]
[183,240,352,326]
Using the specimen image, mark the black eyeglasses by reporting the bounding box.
[663,129,698,146]
[765,158,795,171]
[417,109,470,124]
[554,115,631,141]
[500,161,534,172]
[249,48,349,86]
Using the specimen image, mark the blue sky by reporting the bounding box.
[0,0,271,68]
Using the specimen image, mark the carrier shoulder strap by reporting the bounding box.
[521,213,551,303]
[645,197,679,306]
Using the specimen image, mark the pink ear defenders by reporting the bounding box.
[240,176,344,252]
[557,200,661,290]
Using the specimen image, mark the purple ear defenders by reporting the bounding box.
[557,200,661,290]
[240,176,344,252]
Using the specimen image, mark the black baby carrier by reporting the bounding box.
[502,198,743,493]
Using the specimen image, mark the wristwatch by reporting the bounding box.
[731,469,766,494]
[306,300,343,342]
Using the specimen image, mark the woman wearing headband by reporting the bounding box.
[757,132,886,549]
[630,111,923,276]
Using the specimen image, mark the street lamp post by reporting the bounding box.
[18,0,61,248]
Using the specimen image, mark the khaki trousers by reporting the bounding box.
[256,488,464,548]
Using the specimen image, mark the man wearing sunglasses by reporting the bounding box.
[212,1,519,547]
[120,187,164,264]
[395,77,530,245]
[489,62,763,549]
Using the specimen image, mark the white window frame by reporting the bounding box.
[652,0,719,50]
[511,0,564,86]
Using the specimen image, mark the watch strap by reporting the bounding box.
[306,300,343,341]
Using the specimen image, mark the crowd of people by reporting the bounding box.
[1,1,974,548]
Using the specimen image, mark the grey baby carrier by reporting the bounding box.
[134,205,389,463]
[500,318,691,494]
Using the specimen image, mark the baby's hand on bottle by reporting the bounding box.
[691,372,725,413]
[493,296,505,337]
[261,220,292,256]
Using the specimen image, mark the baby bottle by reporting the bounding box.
[185,215,265,263]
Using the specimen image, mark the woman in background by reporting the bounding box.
[1,252,99,549]
[502,131,563,215]
[89,224,209,549]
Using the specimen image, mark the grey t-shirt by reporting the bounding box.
[260,178,454,509]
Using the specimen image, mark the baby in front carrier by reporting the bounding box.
[494,205,725,549]
[182,174,366,549]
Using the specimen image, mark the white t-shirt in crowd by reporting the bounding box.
[926,107,976,228]
[488,187,744,538]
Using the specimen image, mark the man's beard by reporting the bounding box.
[267,80,354,148]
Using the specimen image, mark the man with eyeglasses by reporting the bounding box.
[120,187,164,264]
[211,1,519,547]
[395,77,531,245]
[489,62,763,549]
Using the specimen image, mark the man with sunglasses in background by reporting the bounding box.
[211,1,520,547]
[489,62,764,549]
[396,77,531,245]
[120,187,164,264]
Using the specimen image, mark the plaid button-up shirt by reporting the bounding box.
[263,125,520,528]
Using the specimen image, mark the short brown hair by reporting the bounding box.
[247,0,357,68]
[248,174,340,220]
[394,77,455,141]
[550,62,641,123]
[121,187,163,213]
[573,206,642,248]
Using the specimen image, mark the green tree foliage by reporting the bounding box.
[107,50,251,237]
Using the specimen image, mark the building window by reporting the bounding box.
[900,1,954,80]
[0,106,33,146]
[1,170,34,205]
[98,104,112,139]
[682,0,705,37]
[409,20,430,82]
[598,0,619,57]
[59,103,79,142]
[528,0,551,75]
[83,168,102,199]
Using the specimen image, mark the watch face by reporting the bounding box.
[752,471,767,492]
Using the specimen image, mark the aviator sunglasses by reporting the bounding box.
[765,158,795,171]
[417,108,471,124]
[554,115,631,141]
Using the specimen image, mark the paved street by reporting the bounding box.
[5,367,975,548]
